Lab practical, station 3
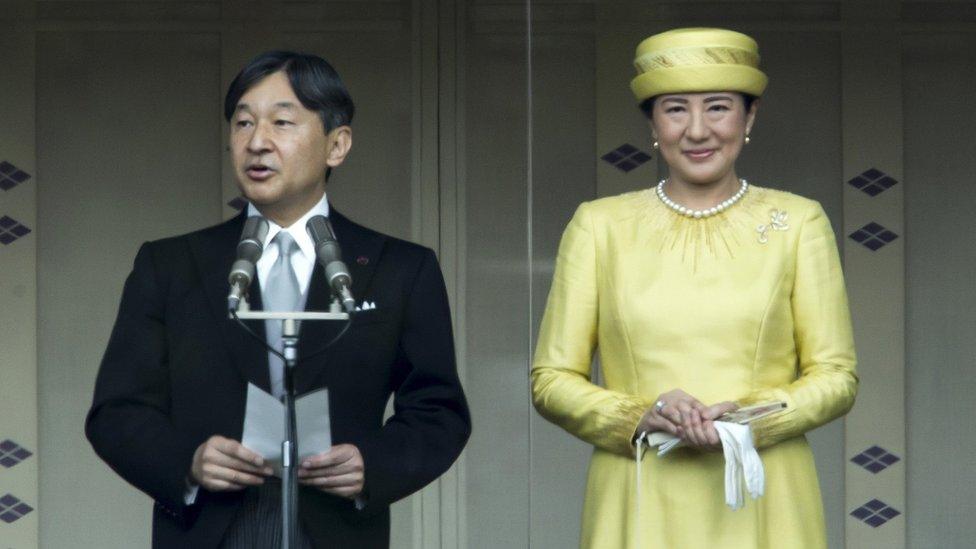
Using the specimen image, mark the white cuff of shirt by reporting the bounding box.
[184,479,200,505]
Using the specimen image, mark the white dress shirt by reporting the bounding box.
[249,193,330,298]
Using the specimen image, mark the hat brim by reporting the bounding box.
[630,65,768,102]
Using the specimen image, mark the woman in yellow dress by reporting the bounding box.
[531,28,858,548]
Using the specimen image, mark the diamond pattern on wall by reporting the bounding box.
[0,161,31,191]
[850,445,900,474]
[850,499,901,528]
[0,215,31,245]
[0,494,33,524]
[849,222,898,251]
[601,144,652,173]
[0,439,32,469]
[227,196,248,211]
[847,168,898,197]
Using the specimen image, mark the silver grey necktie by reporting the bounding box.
[264,231,300,399]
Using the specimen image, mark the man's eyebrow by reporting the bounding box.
[233,102,299,113]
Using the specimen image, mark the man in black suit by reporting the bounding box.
[86,51,471,548]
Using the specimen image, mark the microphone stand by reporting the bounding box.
[281,317,300,549]
[233,306,348,549]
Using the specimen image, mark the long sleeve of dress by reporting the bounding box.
[739,202,859,448]
[531,205,652,457]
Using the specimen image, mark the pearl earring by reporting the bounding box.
[744,135,751,145]
[653,141,659,149]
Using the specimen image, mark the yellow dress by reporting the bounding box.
[531,185,858,549]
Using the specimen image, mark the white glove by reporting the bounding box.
[714,421,764,510]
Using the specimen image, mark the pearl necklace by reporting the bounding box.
[655,178,749,219]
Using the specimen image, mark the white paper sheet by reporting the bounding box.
[241,382,332,476]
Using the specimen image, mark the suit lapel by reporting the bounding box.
[296,207,385,365]
[190,211,273,393]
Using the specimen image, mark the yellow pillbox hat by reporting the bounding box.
[630,28,768,101]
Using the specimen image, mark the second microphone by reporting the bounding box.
[306,215,356,314]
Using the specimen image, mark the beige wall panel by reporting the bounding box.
[528,30,597,549]
[594,16,665,198]
[462,29,530,548]
[0,26,38,549]
[842,30,906,549]
[904,32,976,548]
[36,31,222,548]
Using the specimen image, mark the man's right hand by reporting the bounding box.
[190,435,272,491]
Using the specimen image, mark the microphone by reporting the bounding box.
[227,216,269,312]
[306,215,355,314]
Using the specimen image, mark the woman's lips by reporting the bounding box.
[683,149,716,160]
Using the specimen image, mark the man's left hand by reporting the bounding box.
[298,444,364,499]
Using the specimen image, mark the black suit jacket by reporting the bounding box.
[85,208,471,548]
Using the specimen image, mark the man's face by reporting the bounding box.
[230,71,346,224]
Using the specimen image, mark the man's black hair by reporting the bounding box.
[224,50,355,132]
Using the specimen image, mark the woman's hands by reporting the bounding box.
[637,389,739,451]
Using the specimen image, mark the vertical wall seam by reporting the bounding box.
[525,0,534,546]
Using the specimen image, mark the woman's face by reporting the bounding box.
[650,92,756,188]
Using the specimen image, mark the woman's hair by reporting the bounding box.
[638,93,756,119]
